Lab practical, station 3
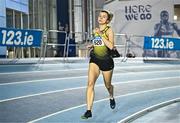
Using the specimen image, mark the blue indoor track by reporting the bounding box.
[0,58,180,123]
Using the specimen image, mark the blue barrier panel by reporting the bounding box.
[144,36,180,50]
[0,27,42,47]
[68,39,76,57]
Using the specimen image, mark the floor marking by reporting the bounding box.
[0,68,87,75]
[0,76,179,103]
[118,97,180,123]
[0,64,178,75]
[0,69,179,86]
[0,75,87,86]
[27,85,180,123]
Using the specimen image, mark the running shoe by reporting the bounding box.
[110,98,116,109]
[81,110,92,119]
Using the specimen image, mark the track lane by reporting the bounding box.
[0,70,179,101]
[28,86,180,123]
[0,63,179,83]
[0,61,179,122]
[0,78,179,122]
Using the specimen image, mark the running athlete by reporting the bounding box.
[81,10,116,119]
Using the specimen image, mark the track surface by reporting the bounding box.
[0,59,180,123]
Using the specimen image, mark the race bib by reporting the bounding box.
[92,36,104,46]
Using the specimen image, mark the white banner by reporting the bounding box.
[104,0,174,36]
[104,0,180,58]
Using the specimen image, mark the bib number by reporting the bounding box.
[93,36,104,46]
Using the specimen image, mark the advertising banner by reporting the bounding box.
[144,36,180,50]
[0,27,42,47]
[104,0,180,58]
[104,0,175,36]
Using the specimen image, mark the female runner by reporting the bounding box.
[81,10,116,119]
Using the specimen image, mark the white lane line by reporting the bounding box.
[27,85,180,123]
[0,69,179,86]
[0,75,87,86]
[0,64,179,75]
[0,68,87,75]
[0,86,85,103]
[0,76,179,103]
[0,63,86,67]
[118,98,180,123]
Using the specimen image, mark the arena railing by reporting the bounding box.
[41,31,180,63]
[41,30,68,60]
[0,28,44,64]
[66,31,89,57]
[117,34,180,60]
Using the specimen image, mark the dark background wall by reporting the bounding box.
[56,0,69,56]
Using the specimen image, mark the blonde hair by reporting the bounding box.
[100,10,113,23]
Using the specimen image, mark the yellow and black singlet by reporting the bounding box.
[92,26,110,59]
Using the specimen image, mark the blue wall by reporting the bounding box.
[0,0,29,57]
[56,0,76,57]
[6,0,29,14]
[57,0,69,30]
[56,0,70,57]
[0,0,6,57]
[0,0,6,27]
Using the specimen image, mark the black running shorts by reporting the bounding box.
[89,55,114,71]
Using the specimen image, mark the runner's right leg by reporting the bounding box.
[81,63,100,119]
